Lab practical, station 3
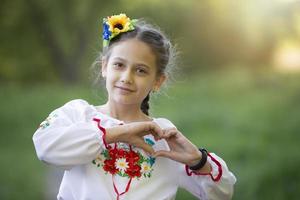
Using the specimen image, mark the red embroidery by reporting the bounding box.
[93,117,156,199]
[93,118,109,149]
[113,176,132,200]
[100,145,143,178]
[103,159,118,175]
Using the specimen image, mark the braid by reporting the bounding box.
[141,94,150,116]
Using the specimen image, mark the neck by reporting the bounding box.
[101,100,150,123]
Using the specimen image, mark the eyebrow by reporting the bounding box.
[111,57,151,69]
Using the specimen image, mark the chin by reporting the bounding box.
[113,97,140,106]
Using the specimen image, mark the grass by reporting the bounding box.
[1,68,300,199]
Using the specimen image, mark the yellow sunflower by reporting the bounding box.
[107,13,133,37]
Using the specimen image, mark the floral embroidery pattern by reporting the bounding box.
[93,138,156,179]
[38,113,58,130]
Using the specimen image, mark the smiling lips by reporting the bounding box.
[115,86,135,93]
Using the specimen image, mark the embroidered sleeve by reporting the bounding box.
[38,112,59,130]
[32,99,105,170]
[179,153,236,200]
[185,153,223,182]
[154,118,236,199]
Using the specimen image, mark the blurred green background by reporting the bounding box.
[1,0,300,199]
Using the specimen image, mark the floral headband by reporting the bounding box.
[102,13,137,47]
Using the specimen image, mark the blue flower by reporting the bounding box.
[103,22,111,41]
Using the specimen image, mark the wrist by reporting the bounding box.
[188,148,208,171]
[105,126,126,144]
[187,150,202,166]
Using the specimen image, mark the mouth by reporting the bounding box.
[115,86,135,92]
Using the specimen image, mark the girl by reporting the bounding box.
[33,14,236,200]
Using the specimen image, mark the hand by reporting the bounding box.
[105,121,163,155]
[153,128,202,166]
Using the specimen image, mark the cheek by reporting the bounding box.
[106,71,118,84]
[138,79,155,93]
[104,75,115,92]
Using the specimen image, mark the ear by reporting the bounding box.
[101,58,108,78]
[153,74,167,92]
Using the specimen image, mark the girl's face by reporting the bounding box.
[102,38,166,107]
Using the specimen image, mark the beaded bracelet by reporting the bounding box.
[189,148,208,171]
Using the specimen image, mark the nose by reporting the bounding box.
[120,68,133,84]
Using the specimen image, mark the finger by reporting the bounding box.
[143,122,163,139]
[134,139,155,156]
[152,127,177,140]
[153,134,161,141]
[161,129,177,139]
[151,131,163,140]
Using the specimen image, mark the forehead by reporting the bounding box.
[109,39,157,67]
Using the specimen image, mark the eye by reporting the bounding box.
[113,62,124,69]
[136,67,148,75]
